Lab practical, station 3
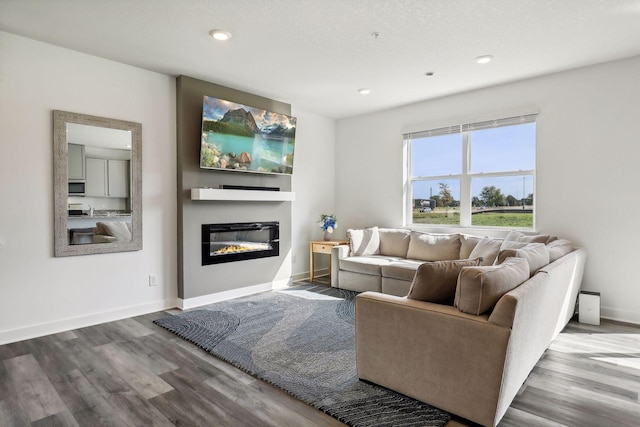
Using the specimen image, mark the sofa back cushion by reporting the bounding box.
[378,228,411,257]
[468,237,502,265]
[348,227,380,256]
[505,230,556,244]
[547,239,574,263]
[407,232,461,261]
[497,242,550,276]
[455,257,530,315]
[459,234,482,259]
[407,258,483,305]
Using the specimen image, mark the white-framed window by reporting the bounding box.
[404,113,537,228]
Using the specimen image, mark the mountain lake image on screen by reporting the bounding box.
[200,95,297,175]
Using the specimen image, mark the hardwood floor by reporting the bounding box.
[497,319,640,427]
[1,298,639,426]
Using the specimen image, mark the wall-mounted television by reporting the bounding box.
[200,95,297,175]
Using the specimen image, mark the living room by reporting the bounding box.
[1,1,639,426]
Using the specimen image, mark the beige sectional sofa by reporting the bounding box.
[330,227,586,427]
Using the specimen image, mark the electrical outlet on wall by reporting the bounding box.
[149,275,157,286]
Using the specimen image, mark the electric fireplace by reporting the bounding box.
[202,222,279,265]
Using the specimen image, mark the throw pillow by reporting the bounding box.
[347,227,380,256]
[468,237,502,266]
[406,232,461,261]
[407,258,482,305]
[496,242,550,276]
[547,239,573,263]
[455,257,530,315]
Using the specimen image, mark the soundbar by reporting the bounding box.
[219,184,280,192]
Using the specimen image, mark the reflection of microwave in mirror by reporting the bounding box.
[68,180,86,195]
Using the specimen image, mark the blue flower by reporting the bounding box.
[319,214,338,232]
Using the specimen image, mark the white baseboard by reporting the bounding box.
[601,306,640,325]
[0,298,176,345]
[291,268,327,283]
[292,272,308,282]
[0,280,298,344]
[177,279,291,310]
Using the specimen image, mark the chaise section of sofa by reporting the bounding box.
[356,291,515,426]
[355,245,587,426]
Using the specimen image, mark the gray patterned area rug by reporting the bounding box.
[154,284,450,427]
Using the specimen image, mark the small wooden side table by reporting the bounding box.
[309,240,348,284]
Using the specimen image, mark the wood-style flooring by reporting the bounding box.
[1,290,639,426]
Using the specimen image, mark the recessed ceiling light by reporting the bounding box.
[209,29,232,41]
[358,88,371,95]
[475,55,493,64]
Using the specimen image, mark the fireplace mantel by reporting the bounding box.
[191,188,296,202]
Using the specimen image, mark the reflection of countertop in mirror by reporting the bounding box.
[67,213,132,229]
[68,213,132,218]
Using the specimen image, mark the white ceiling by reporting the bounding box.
[2,0,640,119]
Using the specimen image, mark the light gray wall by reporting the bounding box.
[290,108,337,277]
[0,32,177,343]
[176,76,293,300]
[335,55,640,324]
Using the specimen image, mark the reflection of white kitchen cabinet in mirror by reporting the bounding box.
[86,158,130,197]
[67,143,85,180]
[108,160,130,197]
[53,110,142,257]
[86,157,107,196]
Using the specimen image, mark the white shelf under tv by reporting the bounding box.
[190,188,295,202]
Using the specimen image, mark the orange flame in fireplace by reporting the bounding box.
[214,245,254,255]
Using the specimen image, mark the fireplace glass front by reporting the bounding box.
[202,222,279,265]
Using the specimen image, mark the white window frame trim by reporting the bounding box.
[404,112,538,229]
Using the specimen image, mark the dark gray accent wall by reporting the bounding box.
[177,76,292,299]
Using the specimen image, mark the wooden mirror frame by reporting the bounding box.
[53,110,142,256]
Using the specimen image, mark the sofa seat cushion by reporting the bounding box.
[381,277,413,297]
[455,257,530,315]
[406,232,461,261]
[407,258,483,305]
[339,255,401,276]
[381,259,424,281]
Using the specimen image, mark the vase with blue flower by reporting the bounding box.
[319,214,338,241]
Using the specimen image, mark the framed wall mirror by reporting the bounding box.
[53,110,142,256]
